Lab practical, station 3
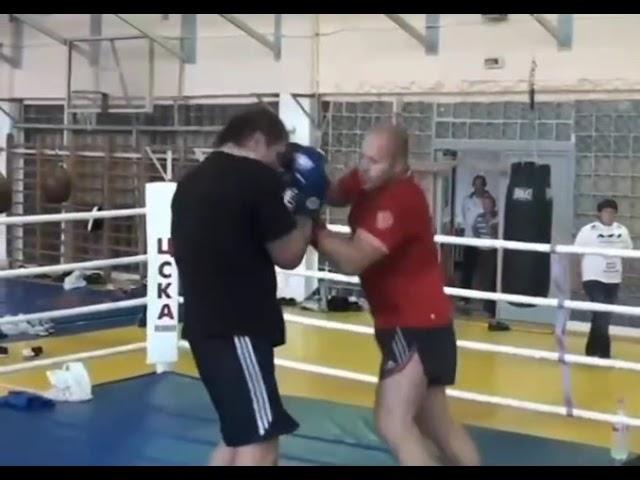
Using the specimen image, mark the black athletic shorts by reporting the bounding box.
[375,325,457,386]
[188,335,299,448]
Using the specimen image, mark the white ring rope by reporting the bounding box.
[0,342,146,375]
[177,340,640,428]
[1,334,635,428]
[7,292,636,373]
[279,268,640,317]
[328,224,640,259]
[282,313,640,372]
[0,298,146,326]
[0,211,635,257]
[435,234,640,259]
[0,207,146,226]
[10,148,146,160]
[0,255,148,279]
[1,203,639,430]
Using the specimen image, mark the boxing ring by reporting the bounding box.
[0,182,639,465]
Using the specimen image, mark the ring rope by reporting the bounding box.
[328,224,640,259]
[0,292,635,427]
[9,148,146,160]
[1,206,639,431]
[2,288,637,373]
[0,298,146,326]
[280,268,640,317]
[3,295,638,373]
[282,313,640,372]
[434,234,640,259]
[2,313,637,428]
[0,342,146,375]
[0,255,147,280]
[0,207,146,226]
[177,340,640,428]
[0,210,635,259]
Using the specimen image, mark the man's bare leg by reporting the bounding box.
[416,386,481,466]
[374,353,438,466]
[233,438,279,466]
[210,443,236,466]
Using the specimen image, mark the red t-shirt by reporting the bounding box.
[337,169,452,330]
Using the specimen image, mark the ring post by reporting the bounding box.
[145,182,179,373]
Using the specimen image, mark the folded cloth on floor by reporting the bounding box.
[0,391,55,411]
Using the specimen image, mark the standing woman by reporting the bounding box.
[574,199,633,358]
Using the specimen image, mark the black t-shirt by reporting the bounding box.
[171,151,296,346]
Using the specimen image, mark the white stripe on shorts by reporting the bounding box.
[392,328,409,363]
[239,336,273,427]
[234,336,272,436]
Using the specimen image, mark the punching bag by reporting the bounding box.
[43,164,72,204]
[0,173,11,214]
[535,164,553,292]
[501,161,553,303]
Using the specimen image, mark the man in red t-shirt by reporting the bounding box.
[312,125,479,466]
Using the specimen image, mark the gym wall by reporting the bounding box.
[1,15,640,98]
[1,14,640,323]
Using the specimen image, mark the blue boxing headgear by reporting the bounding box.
[281,143,329,217]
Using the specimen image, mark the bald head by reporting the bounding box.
[367,124,409,168]
[359,123,410,190]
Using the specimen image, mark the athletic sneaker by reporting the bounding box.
[488,321,511,332]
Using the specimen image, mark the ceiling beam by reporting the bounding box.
[218,14,282,61]
[530,14,573,50]
[11,14,90,59]
[180,14,197,64]
[383,14,439,55]
[113,14,186,62]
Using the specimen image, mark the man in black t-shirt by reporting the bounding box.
[171,107,325,466]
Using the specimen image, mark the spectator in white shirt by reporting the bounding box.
[456,175,493,305]
[574,199,633,358]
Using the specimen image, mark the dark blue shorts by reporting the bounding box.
[188,335,299,448]
[375,325,457,386]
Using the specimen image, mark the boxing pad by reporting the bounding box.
[501,161,553,302]
[281,143,329,218]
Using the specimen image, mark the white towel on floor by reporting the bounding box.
[45,362,93,402]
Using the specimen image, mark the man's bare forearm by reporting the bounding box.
[267,216,312,270]
[316,230,366,275]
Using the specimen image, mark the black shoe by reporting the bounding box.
[278,297,298,307]
[0,345,8,357]
[586,342,610,359]
[488,321,511,332]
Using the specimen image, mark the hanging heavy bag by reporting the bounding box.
[0,172,11,214]
[501,161,552,303]
[534,163,553,294]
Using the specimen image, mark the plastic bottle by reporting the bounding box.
[611,398,629,464]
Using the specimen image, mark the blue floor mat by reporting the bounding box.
[0,373,616,466]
